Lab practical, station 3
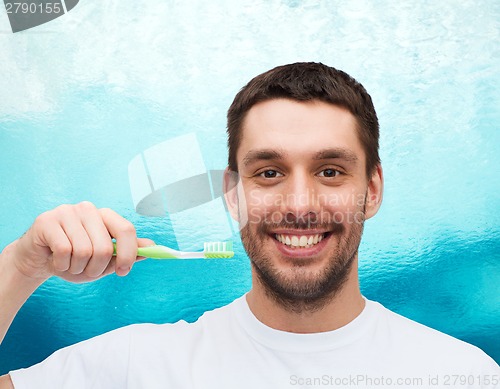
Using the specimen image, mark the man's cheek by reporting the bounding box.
[246,192,277,221]
[249,206,263,225]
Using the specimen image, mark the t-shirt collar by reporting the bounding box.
[232,293,376,353]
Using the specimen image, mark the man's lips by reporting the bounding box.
[267,230,333,258]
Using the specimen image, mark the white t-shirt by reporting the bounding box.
[9,295,500,388]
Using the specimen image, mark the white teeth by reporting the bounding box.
[274,233,326,248]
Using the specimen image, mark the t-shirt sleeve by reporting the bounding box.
[8,325,133,389]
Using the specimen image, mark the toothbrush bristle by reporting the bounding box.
[204,241,234,258]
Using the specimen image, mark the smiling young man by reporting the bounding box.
[228,96,378,332]
[0,63,498,388]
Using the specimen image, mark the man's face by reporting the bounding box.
[228,98,381,311]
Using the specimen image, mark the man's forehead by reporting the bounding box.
[237,99,364,166]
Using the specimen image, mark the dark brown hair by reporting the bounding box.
[227,62,380,176]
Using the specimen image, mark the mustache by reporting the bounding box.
[259,212,345,233]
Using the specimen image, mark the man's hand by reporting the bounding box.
[0,375,14,389]
[8,201,154,283]
[0,201,154,346]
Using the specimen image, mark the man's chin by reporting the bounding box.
[249,244,358,312]
[256,269,349,313]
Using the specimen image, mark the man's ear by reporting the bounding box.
[223,167,240,222]
[365,164,383,220]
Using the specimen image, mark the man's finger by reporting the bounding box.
[137,238,155,247]
[99,208,138,277]
[37,221,72,273]
[59,211,94,275]
[136,238,156,261]
[79,202,114,278]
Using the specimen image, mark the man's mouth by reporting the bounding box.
[273,232,330,248]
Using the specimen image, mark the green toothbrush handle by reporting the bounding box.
[112,243,177,259]
[137,246,177,259]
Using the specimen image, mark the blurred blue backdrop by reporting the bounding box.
[0,0,498,373]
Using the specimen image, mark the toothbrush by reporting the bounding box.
[112,241,234,259]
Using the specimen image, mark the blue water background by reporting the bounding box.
[0,0,499,373]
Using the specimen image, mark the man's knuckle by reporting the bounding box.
[121,222,136,235]
[77,201,96,211]
[73,246,93,260]
[94,246,114,259]
[99,207,112,215]
[83,267,100,278]
[34,211,50,225]
[53,242,72,256]
[53,259,70,272]
[56,203,72,212]
[68,266,84,275]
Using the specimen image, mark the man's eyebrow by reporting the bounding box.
[313,148,358,163]
[242,147,358,167]
[242,149,287,167]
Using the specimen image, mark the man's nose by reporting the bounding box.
[281,171,321,220]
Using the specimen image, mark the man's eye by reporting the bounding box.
[259,170,283,178]
[318,169,341,178]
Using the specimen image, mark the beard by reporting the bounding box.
[240,206,365,314]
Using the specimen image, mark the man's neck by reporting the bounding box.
[245,259,365,334]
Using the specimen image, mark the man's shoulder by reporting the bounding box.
[370,299,499,370]
[374,300,478,349]
[126,296,240,337]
